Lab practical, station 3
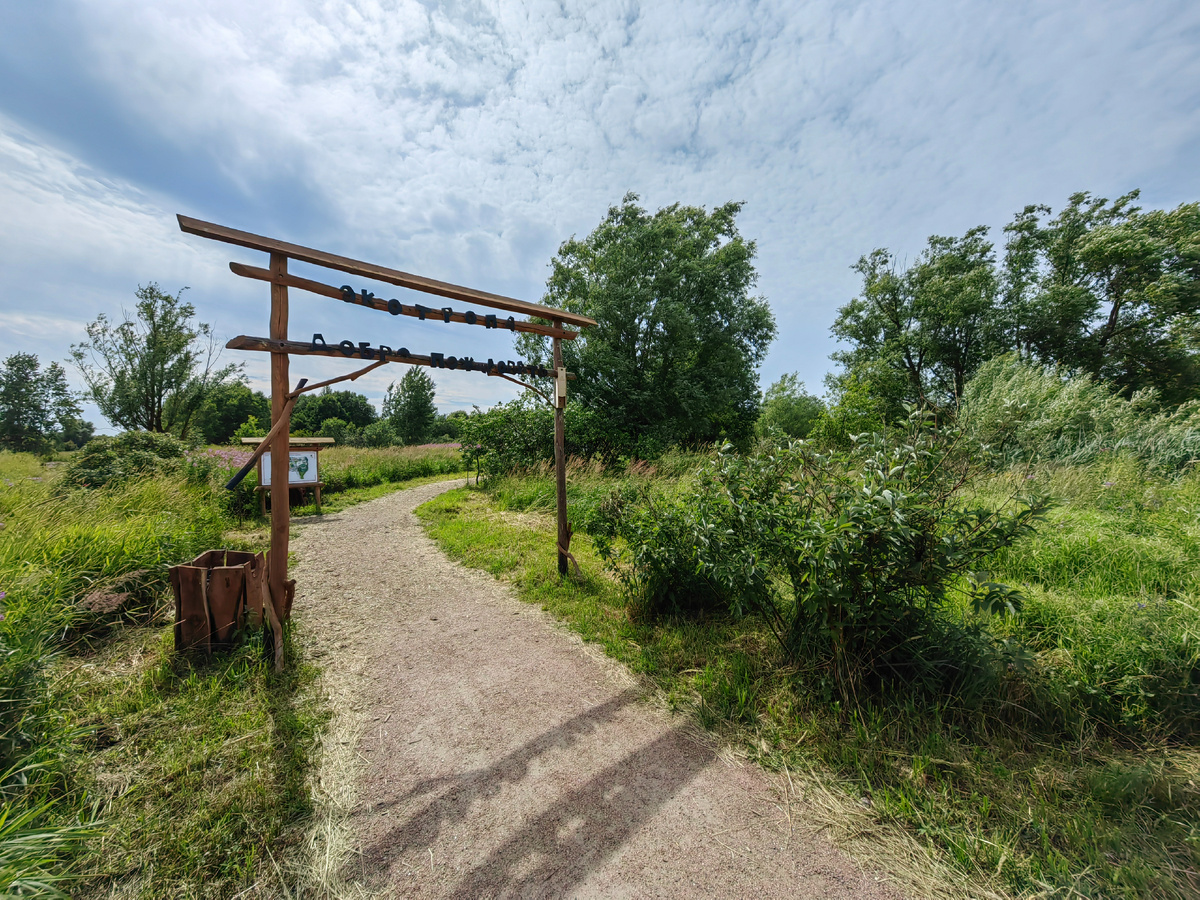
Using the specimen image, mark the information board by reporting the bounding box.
[261,450,319,485]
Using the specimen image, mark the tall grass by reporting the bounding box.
[317,444,464,492]
[0,454,233,891]
[962,353,1200,473]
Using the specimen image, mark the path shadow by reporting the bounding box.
[357,690,714,897]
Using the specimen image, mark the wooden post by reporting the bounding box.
[268,252,290,668]
[553,321,568,578]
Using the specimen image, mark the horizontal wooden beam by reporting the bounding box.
[179,214,597,329]
[226,335,575,379]
[229,262,578,341]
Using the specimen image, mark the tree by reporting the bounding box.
[831,227,1002,416]
[756,373,824,439]
[71,284,240,438]
[1002,191,1200,404]
[518,193,776,447]
[0,353,83,451]
[192,383,271,445]
[383,368,437,445]
[290,389,377,434]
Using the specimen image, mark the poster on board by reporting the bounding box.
[261,450,319,485]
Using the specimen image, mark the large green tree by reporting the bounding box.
[0,353,83,451]
[756,373,824,439]
[290,388,377,434]
[1002,191,1200,403]
[383,368,437,445]
[519,194,776,447]
[193,382,270,445]
[71,284,240,438]
[831,227,1002,413]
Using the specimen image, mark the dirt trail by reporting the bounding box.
[292,479,903,899]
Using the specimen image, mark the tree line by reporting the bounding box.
[3,188,1195,456]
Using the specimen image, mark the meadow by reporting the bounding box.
[0,440,464,896]
[416,448,1200,899]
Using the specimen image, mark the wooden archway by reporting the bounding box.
[179,215,595,668]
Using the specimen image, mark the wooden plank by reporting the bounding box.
[229,262,580,341]
[225,335,576,380]
[207,566,245,646]
[267,252,289,670]
[171,565,211,653]
[553,324,569,578]
[178,214,597,328]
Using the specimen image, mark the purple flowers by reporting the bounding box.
[188,448,253,468]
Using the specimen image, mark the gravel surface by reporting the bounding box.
[292,479,904,899]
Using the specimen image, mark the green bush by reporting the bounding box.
[231,415,266,443]
[457,399,653,477]
[360,420,396,448]
[62,431,187,489]
[593,414,1048,692]
[318,417,359,446]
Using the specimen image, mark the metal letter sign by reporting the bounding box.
[178,215,596,669]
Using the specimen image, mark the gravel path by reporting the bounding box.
[292,479,904,900]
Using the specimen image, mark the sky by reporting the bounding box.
[2,0,1199,429]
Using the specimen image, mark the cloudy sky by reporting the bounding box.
[2,0,1198,427]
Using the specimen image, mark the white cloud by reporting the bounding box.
[1,0,1198,428]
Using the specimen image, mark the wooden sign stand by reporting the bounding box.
[179,216,595,669]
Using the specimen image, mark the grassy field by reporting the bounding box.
[416,455,1200,900]
[0,442,463,897]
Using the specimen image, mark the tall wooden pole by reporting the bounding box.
[268,252,291,663]
[553,321,568,577]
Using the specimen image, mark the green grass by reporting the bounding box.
[417,464,1200,900]
[63,626,323,899]
[0,451,328,896]
[314,444,464,493]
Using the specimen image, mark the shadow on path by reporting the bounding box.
[359,689,714,897]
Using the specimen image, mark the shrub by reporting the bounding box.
[593,413,1048,693]
[62,431,187,489]
[318,417,360,446]
[360,420,396,448]
[457,399,649,477]
[231,415,266,443]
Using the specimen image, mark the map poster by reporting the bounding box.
[261,450,319,485]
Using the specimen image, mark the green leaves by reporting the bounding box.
[595,412,1050,691]
[524,193,775,448]
[383,367,436,445]
[70,284,241,438]
[0,354,81,453]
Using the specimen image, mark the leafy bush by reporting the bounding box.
[756,372,824,439]
[593,414,1048,692]
[231,415,266,443]
[62,431,187,489]
[318,417,360,446]
[360,420,397,448]
[457,398,656,477]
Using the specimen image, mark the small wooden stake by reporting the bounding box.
[553,321,569,578]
